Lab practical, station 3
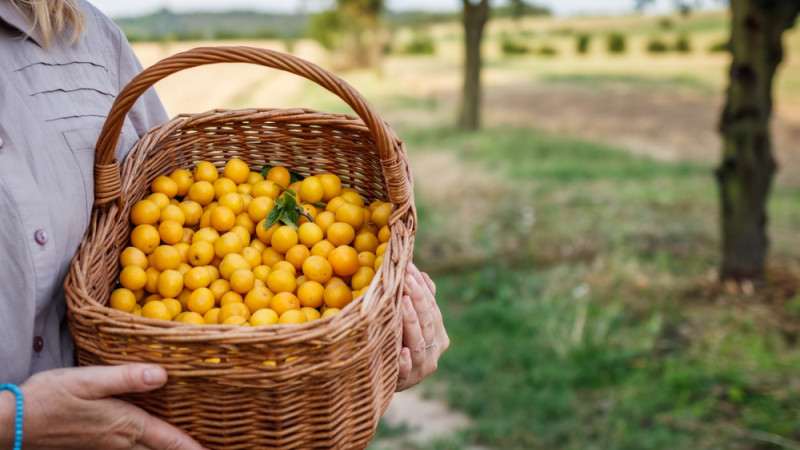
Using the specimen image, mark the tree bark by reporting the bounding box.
[458,0,489,131]
[717,0,800,282]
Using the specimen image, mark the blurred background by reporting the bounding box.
[94,0,800,448]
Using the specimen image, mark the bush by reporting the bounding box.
[607,32,627,54]
[576,34,591,54]
[538,45,558,56]
[125,32,150,43]
[402,33,436,55]
[212,29,241,40]
[709,40,729,53]
[646,37,669,54]
[500,34,530,55]
[674,33,692,53]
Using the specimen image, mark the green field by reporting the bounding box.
[375,126,800,449]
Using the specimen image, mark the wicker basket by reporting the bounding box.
[64,46,416,449]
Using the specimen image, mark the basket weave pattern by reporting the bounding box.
[64,47,415,449]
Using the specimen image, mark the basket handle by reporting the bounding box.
[93,46,406,208]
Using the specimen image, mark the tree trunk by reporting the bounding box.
[343,2,369,68]
[717,0,800,282]
[458,0,489,131]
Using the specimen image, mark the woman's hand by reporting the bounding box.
[396,262,450,392]
[4,364,205,449]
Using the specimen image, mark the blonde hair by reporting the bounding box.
[10,0,87,47]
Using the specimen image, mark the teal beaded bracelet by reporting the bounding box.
[0,384,22,450]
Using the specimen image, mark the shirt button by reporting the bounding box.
[34,229,48,245]
[33,336,44,353]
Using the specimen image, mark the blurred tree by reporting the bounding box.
[718,1,799,282]
[342,0,384,70]
[458,0,489,131]
[308,10,342,51]
[308,0,384,71]
[493,0,550,18]
[457,1,549,130]
[638,0,800,282]
[510,0,531,21]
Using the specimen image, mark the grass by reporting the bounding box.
[404,127,718,274]
[392,126,800,449]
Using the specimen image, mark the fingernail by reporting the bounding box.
[399,347,410,365]
[143,367,166,386]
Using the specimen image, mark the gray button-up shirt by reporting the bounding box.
[0,0,168,383]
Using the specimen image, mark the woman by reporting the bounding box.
[0,1,449,448]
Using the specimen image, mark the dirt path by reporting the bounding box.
[374,386,478,449]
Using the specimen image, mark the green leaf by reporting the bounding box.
[281,193,299,229]
[261,165,274,178]
[282,191,297,213]
[265,205,282,229]
[284,208,300,230]
[264,189,303,230]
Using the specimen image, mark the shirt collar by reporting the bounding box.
[0,2,44,47]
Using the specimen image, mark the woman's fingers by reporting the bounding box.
[69,366,206,449]
[402,295,427,358]
[398,294,429,392]
[408,265,449,351]
[409,263,436,297]
[396,263,450,392]
[396,347,413,389]
[138,413,207,450]
[407,264,441,345]
[69,364,167,399]
[20,365,207,449]
[398,295,424,391]
[405,272,437,349]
